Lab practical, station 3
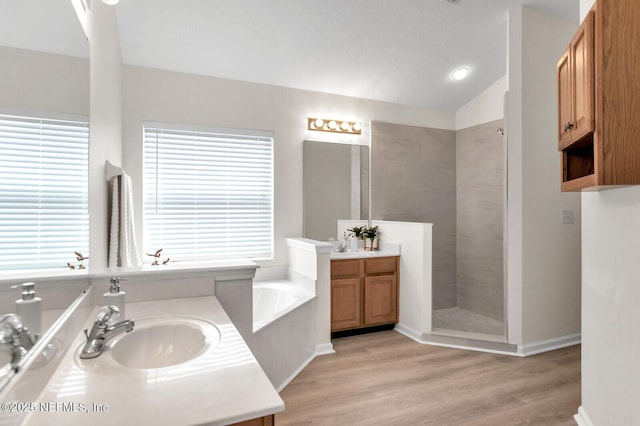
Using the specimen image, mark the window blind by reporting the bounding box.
[143,124,274,262]
[0,113,89,270]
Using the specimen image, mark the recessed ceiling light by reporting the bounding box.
[451,67,470,81]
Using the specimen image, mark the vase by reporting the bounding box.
[364,237,379,251]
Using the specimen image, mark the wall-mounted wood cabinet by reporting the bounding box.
[557,12,594,151]
[557,0,640,191]
[330,256,399,332]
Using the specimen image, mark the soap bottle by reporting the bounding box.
[104,277,126,319]
[14,282,42,337]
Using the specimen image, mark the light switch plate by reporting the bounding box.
[561,209,575,224]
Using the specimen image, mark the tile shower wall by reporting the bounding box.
[371,121,457,309]
[456,119,504,322]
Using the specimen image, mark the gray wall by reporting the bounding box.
[371,121,457,309]
[456,119,504,322]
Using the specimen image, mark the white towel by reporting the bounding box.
[108,171,141,267]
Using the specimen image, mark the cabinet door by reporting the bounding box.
[364,275,397,326]
[557,48,573,149]
[331,278,361,331]
[570,11,594,143]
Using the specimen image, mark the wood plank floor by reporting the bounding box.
[276,331,580,426]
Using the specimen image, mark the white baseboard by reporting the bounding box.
[394,323,422,341]
[315,342,335,356]
[518,333,581,356]
[275,343,335,392]
[276,352,316,392]
[574,406,594,426]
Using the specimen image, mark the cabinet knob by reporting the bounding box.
[564,122,575,132]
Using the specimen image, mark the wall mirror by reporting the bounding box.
[303,140,370,240]
[0,0,89,389]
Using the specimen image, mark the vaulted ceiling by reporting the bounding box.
[0,0,578,111]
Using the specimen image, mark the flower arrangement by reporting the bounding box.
[363,225,381,251]
[346,225,367,240]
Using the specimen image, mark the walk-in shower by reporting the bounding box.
[370,118,507,340]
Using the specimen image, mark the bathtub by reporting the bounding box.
[252,281,315,332]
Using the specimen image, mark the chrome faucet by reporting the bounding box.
[80,305,134,359]
[0,314,36,371]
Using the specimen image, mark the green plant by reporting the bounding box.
[363,225,380,242]
[346,225,367,240]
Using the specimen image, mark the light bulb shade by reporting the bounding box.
[102,0,120,5]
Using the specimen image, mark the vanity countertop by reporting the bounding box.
[330,247,401,260]
[23,296,284,426]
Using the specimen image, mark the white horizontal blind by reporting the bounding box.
[0,113,89,270]
[143,124,273,261]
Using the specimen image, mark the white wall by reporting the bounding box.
[577,1,640,424]
[507,6,581,346]
[580,0,596,21]
[455,75,506,130]
[0,46,88,116]
[581,189,640,425]
[122,65,454,267]
[87,2,123,269]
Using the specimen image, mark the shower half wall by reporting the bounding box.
[371,119,505,337]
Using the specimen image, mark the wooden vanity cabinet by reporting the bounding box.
[231,414,274,426]
[330,256,399,332]
[557,0,640,191]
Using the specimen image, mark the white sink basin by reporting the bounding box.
[78,317,221,370]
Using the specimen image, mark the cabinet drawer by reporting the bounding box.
[331,259,360,279]
[364,257,397,275]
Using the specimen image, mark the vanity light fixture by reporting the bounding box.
[308,117,362,135]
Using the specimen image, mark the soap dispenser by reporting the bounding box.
[104,277,127,319]
[13,282,42,337]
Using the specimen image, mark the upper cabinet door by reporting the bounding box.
[557,11,595,151]
[570,11,595,144]
[557,48,573,149]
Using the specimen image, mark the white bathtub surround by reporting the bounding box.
[283,238,333,355]
[253,281,315,333]
[217,238,333,391]
[22,297,283,426]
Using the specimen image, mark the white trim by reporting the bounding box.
[395,322,423,341]
[275,343,335,392]
[314,342,335,356]
[518,333,581,356]
[574,406,595,426]
[143,120,273,139]
[395,324,519,356]
[276,352,315,392]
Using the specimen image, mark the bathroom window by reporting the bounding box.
[0,113,89,270]
[143,123,274,262]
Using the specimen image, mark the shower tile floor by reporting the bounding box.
[433,307,505,336]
